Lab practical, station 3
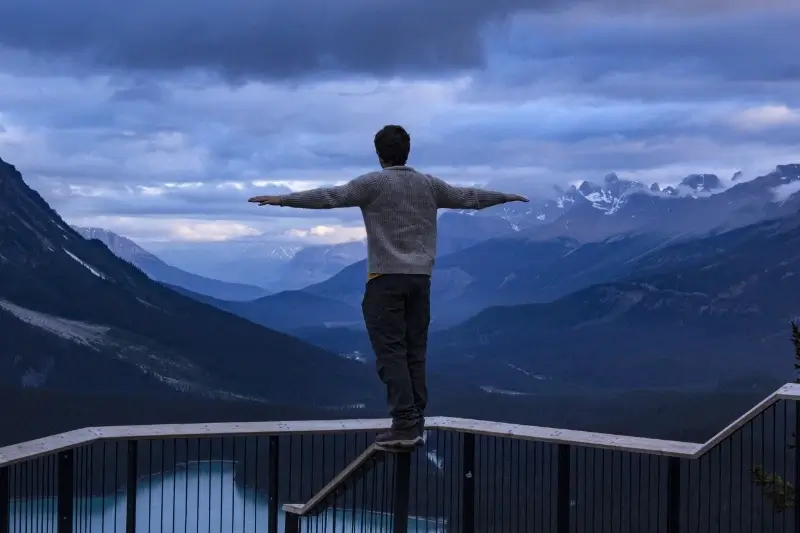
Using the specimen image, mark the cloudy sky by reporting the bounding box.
[0,0,798,245]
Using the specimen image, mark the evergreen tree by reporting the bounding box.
[753,321,800,511]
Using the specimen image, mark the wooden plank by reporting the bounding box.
[777,382,800,399]
[283,444,384,516]
[2,382,799,466]
[0,429,99,468]
[434,418,702,458]
[0,420,390,467]
[92,418,391,440]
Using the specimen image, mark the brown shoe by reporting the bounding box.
[375,427,423,448]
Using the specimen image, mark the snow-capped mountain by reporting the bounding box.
[442,166,799,241]
[528,164,800,241]
[73,227,271,301]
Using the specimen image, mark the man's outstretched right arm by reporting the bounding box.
[429,175,527,210]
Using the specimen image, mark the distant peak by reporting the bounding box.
[650,183,661,192]
[604,172,620,184]
[732,170,743,182]
[578,181,595,195]
[680,173,722,192]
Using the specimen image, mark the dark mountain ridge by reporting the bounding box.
[430,209,800,392]
[0,156,378,407]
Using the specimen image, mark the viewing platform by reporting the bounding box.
[2,384,800,532]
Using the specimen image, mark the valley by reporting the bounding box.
[2,154,800,444]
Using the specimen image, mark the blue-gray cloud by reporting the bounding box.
[0,1,798,243]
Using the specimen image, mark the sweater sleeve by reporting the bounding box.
[279,174,377,209]
[428,175,510,210]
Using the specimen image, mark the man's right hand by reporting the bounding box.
[506,194,529,203]
[248,195,283,206]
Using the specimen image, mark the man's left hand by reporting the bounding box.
[248,195,282,206]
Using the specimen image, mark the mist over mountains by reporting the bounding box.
[3,154,800,443]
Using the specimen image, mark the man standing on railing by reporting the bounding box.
[248,125,528,447]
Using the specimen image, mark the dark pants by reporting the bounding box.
[362,274,430,430]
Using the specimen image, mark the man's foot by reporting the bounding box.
[375,427,423,448]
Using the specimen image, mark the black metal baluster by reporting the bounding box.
[172,441,177,533]
[461,434,474,533]
[667,457,680,533]
[75,448,81,533]
[332,436,338,533]
[268,437,279,533]
[231,438,236,533]
[196,440,201,533]
[253,439,259,533]
[125,442,137,533]
[89,446,94,533]
[27,459,32,533]
[100,443,106,533]
[392,452,411,533]
[57,450,74,533]
[557,444,570,533]
[242,438,247,533]
[208,439,213,533]
[219,439,224,533]
[38,457,45,533]
[0,464,7,533]
[438,435,444,531]
[182,440,188,533]
[148,441,154,533]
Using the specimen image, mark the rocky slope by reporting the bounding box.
[0,156,378,408]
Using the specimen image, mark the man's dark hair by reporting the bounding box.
[374,125,411,166]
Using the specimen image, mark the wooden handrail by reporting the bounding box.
[1,383,798,467]
[283,443,388,517]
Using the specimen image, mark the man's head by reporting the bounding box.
[374,125,411,168]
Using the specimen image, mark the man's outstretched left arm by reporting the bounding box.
[250,174,375,210]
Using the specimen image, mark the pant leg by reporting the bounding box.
[362,275,418,430]
[405,275,431,419]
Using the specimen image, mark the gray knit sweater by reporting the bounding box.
[279,166,512,276]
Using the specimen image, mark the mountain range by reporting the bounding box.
[300,165,800,326]
[0,156,379,410]
[73,227,272,301]
[427,209,800,393]
[298,208,800,395]
[4,151,800,443]
[436,167,799,242]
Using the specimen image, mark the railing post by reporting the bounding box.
[392,452,412,533]
[0,466,8,533]
[268,436,279,533]
[57,449,74,533]
[284,513,299,533]
[126,441,138,533]
[556,444,570,533]
[667,457,681,533]
[462,433,475,533]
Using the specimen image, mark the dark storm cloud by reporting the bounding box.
[499,8,800,83]
[0,0,794,83]
[0,0,565,80]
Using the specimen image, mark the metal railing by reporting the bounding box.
[1,383,799,532]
